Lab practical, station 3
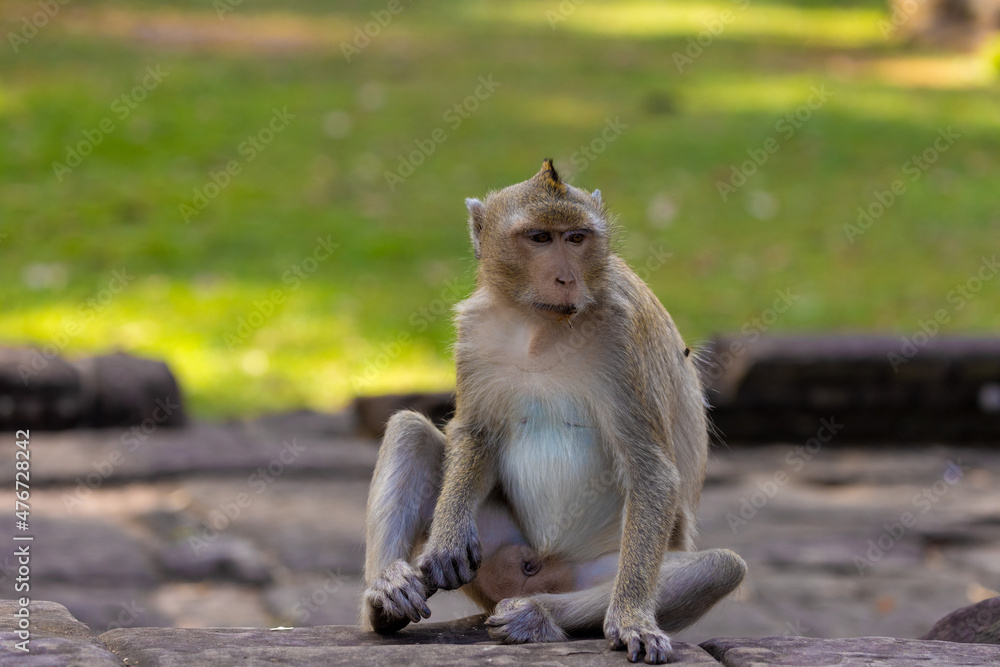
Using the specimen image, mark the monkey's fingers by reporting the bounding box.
[467,539,483,571]
[448,553,474,587]
[419,550,467,590]
[382,586,422,624]
[403,585,432,620]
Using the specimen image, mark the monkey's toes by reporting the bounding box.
[485,598,567,644]
[363,560,431,633]
[606,623,672,665]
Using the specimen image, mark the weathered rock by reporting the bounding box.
[146,509,274,584]
[77,352,186,428]
[0,600,120,666]
[247,408,357,438]
[0,347,84,430]
[0,425,377,485]
[100,616,720,665]
[23,585,168,634]
[0,348,186,432]
[922,596,1000,644]
[23,518,158,588]
[150,582,275,628]
[159,535,273,584]
[353,392,454,438]
[702,335,1000,443]
[701,635,1000,666]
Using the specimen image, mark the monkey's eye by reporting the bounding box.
[528,231,552,244]
[566,232,586,244]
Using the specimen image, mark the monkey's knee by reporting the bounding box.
[382,410,446,453]
[655,549,747,632]
[472,545,574,608]
[708,548,747,595]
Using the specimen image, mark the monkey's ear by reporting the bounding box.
[466,198,485,259]
[591,189,602,205]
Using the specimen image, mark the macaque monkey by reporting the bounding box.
[362,160,746,664]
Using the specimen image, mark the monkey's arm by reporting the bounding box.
[603,295,687,662]
[417,423,496,592]
[604,429,679,663]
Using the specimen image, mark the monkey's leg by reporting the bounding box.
[361,411,445,633]
[485,549,746,655]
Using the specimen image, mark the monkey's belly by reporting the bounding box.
[499,398,624,560]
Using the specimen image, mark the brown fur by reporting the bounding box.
[362,161,746,664]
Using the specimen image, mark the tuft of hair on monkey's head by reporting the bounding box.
[535,158,568,196]
[464,159,612,320]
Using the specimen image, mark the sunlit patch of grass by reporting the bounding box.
[2,0,998,419]
[463,1,887,48]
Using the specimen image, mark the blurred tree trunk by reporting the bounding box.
[888,0,1000,49]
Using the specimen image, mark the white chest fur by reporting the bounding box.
[499,395,623,560]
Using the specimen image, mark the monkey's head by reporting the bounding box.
[466,159,610,321]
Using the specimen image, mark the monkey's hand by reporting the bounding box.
[362,560,432,634]
[417,522,483,591]
[604,606,672,665]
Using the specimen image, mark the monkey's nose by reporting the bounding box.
[555,275,576,286]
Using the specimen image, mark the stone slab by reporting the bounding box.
[0,600,120,666]
[0,425,377,485]
[701,635,1000,666]
[100,617,720,665]
[1,517,158,588]
[922,597,1000,644]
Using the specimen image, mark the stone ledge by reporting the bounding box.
[0,601,120,666]
[5,600,1000,666]
[701,635,1000,666]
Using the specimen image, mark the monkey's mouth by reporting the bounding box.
[533,303,578,316]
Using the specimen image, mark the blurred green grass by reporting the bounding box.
[1,0,998,418]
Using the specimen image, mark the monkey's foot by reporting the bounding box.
[362,560,431,634]
[485,597,568,644]
[604,614,673,665]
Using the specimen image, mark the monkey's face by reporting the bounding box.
[467,160,610,322]
[506,217,603,320]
